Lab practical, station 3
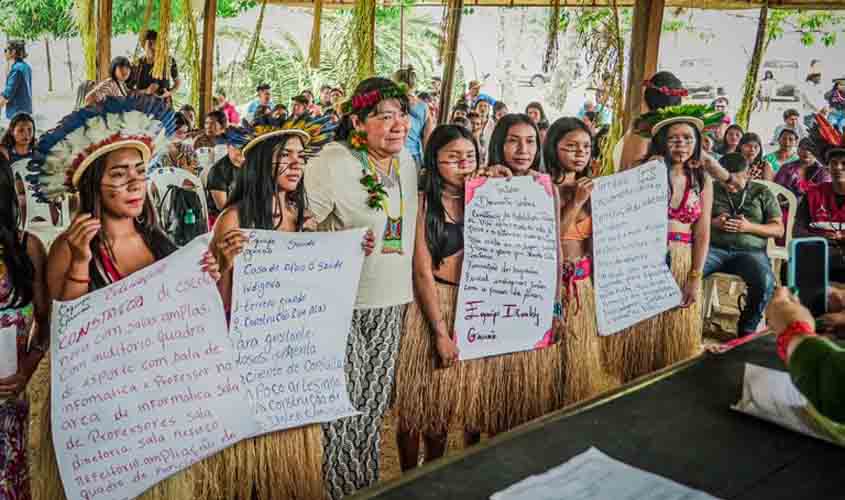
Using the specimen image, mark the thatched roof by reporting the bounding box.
[267,0,845,9]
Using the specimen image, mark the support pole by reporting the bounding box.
[96,0,113,81]
[736,4,769,130]
[437,0,464,124]
[199,0,218,120]
[623,0,664,130]
[399,4,405,68]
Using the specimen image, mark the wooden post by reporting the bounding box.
[623,0,664,130]
[399,4,405,68]
[438,0,464,124]
[199,0,218,120]
[96,0,113,81]
[736,5,769,130]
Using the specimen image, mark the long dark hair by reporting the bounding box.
[738,132,764,165]
[226,134,307,231]
[644,71,684,111]
[525,101,547,122]
[645,120,705,193]
[76,151,177,290]
[1,113,36,153]
[543,117,593,184]
[423,125,479,269]
[0,161,34,310]
[487,114,541,171]
[336,77,410,142]
[110,56,131,82]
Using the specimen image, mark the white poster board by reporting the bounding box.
[455,176,558,360]
[230,229,364,432]
[0,325,17,378]
[51,237,259,500]
[591,161,682,336]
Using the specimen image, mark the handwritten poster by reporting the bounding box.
[230,229,364,432]
[591,161,682,336]
[455,176,558,361]
[51,237,259,500]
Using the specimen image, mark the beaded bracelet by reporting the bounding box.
[776,320,815,362]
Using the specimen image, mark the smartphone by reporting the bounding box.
[788,238,829,317]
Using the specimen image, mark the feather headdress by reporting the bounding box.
[27,96,177,201]
[807,113,845,162]
[239,113,336,159]
[636,104,725,138]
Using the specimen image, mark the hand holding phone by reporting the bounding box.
[788,238,829,317]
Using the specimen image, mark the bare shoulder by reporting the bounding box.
[24,231,48,263]
[213,206,241,236]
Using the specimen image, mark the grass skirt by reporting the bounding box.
[558,276,607,405]
[656,241,703,367]
[394,282,463,436]
[198,425,323,500]
[600,242,702,382]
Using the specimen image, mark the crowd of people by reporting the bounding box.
[1,35,845,500]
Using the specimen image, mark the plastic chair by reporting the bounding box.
[10,159,70,248]
[146,167,209,228]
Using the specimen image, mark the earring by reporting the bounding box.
[349,130,368,151]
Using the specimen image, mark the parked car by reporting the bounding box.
[762,59,800,102]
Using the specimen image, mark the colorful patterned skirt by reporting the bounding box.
[0,399,29,500]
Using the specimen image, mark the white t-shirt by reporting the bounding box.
[305,142,418,309]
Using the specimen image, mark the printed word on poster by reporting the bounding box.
[455,176,558,360]
[51,237,258,500]
[231,229,364,432]
[591,161,682,336]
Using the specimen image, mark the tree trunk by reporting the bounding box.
[65,38,74,88]
[736,5,768,130]
[45,38,54,93]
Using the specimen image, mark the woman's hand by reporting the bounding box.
[435,331,460,368]
[472,164,513,179]
[216,229,248,272]
[765,286,815,335]
[362,230,376,256]
[573,177,594,206]
[65,213,101,264]
[680,275,701,308]
[201,251,222,282]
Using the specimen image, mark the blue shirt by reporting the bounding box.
[577,103,612,126]
[405,101,428,163]
[247,99,275,118]
[3,59,32,120]
[470,94,496,109]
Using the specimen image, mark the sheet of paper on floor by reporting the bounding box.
[732,363,838,445]
[490,447,721,500]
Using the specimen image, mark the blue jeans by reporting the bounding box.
[703,247,775,335]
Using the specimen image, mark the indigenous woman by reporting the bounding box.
[394,125,511,469]
[84,56,133,106]
[739,132,771,181]
[717,124,744,156]
[32,96,220,500]
[609,105,719,381]
[0,162,49,500]
[774,137,830,199]
[0,113,36,163]
[544,117,607,403]
[618,72,687,170]
[478,114,562,433]
[304,77,417,499]
[209,116,370,500]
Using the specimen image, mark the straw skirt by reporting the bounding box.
[656,241,703,367]
[558,275,607,405]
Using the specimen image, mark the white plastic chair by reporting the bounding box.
[10,159,71,248]
[147,167,209,230]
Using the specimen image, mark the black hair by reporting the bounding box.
[422,125,479,268]
[174,112,189,130]
[292,95,309,106]
[537,120,550,132]
[206,110,227,128]
[493,102,508,114]
[487,114,541,172]
[179,104,195,115]
[644,71,684,111]
[227,134,307,231]
[467,111,480,120]
[336,77,410,142]
[525,101,547,122]
[216,88,227,99]
[783,108,800,120]
[452,117,471,130]
[144,30,158,42]
[543,117,593,183]
[256,83,271,92]
[6,40,26,59]
[763,71,775,81]
[584,111,598,124]
[452,103,469,113]
[719,152,749,173]
[76,151,176,290]
[418,92,432,102]
[0,160,34,310]
[110,56,131,81]
[738,132,764,165]
[645,120,705,193]
[1,113,36,153]
[393,66,417,89]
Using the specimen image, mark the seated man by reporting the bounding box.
[192,110,228,150]
[771,108,808,145]
[793,146,845,283]
[705,152,784,336]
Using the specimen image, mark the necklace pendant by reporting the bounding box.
[381,215,404,255]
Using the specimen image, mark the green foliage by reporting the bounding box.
[766,9,844,48]
[111,0,255,35]
[0,0,76,40]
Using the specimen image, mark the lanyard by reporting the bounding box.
[726,186,748,217]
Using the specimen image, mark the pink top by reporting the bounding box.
[668,175,702,225]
